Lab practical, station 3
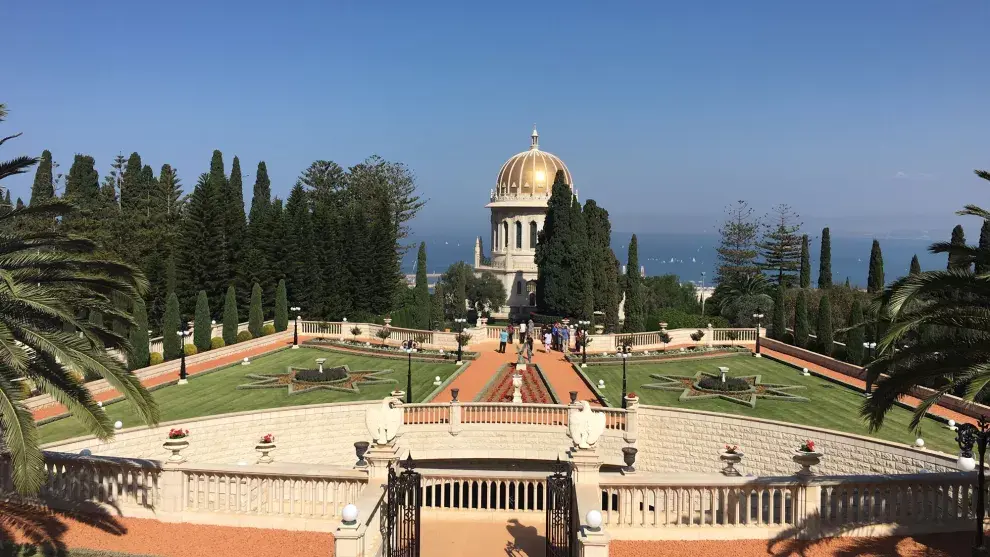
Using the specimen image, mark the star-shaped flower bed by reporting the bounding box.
[642,371,807,408]
[237,365,397,396]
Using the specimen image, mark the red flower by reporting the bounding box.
[800,440,816,452]
[260,433,275,444]
[167,428,189,440]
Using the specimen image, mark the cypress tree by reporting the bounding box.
[275,279,288,331]
[585,200,620,332]
[128,297,150,370]
[818,227,832,288]
[772,284,786,340]
[180,157,228,311]
[867,240,884,294]
[623,234,645,332]
[799,234,811,288]
[226,156,248,288]
[266,199,287,306]
[193,290,211,351]
[284,183,318,311]
[414,242,430,328]
[909,255,922,275]
[249,283,263,337]
[816,294,833,356]
[120,152,143,211]
[978,220,990,274]
[948,224,968,270]
[569,197,593,319]
[222,285,238,345]
[244,161,273,310]
[430,283,445,329]
[534,172,573,316]
[846,298,865,365]
[794,289,810,348]
[30,149,54,204]
[162,292,181,360]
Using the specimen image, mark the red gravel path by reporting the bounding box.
[611,533,968,557]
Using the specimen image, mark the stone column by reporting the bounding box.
[798,482,823,540]
[364,443,400,480]
[449,398,462,436]
[623,395,638,444]
[570,447,602,486]
[158,463,184,521]
[333,522,366,557]
[706,324,714,347]
[579,529,610,557]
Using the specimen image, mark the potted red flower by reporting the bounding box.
[256,433,276,464]
[163,428,189,463]
[719,444,744,476]
[793,440,823,476]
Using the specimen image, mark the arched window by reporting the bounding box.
[515,221,522,249]
[529,221,538,248]
[502,222,509,248]
[493,225,498,252]
[516,281,523,295]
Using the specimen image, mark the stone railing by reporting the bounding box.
[486,325,506,339]
[419,468,548,518]
[588,327,762,353]
[298,321,468,350]
[599,471,978,539]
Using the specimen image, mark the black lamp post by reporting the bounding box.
[620,344,631,409]
[956,416,990,557]
[178,322,191,384]
[753,309,764,356]
[291,306,301,348]
[405,346,415,404]
[578,319,590,367]
[454,317,466,364]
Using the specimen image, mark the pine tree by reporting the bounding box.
[62,155,101,240]
[365,194,400,316]
[266,199,287,307]
[846,298,865,364]
[222,286,238,345]
[867,240,884,294]
[910,255,922,275]
[430,283,445,330]
[948,224,968,270]
[128,297,150,370]
[30,149,54,204]
[772,285,786,340]
[225,156,248,288]
[162,292,181,360]
[794,289,810,348]
[275,279,288,331]
[193,290,211,351]
[246,161,273,306]
[414,242,430,328]
[180,159,228,311]
[816,294,833,356]
[715,200,761,283]
[584,200,620,332]
[120,152,143,212]
[249,283,263,337]
[569,197,593,319]
[535,172,573,315]
[818,227,832,288]
[623,234,645,332]
[758,204,803,287]
[284,183,319,312]
[799,234,811,288]
[978,221,990,274]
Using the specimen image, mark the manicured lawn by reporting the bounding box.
[39,348,459,444]
[583,354,959,454]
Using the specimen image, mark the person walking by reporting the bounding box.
[519,321,526,338]
[561,326,570,352]
[543,330,552,353]
[498,329,508,353]
[525,335,534,363]
[507,323,515,344]
[527,317,535,337]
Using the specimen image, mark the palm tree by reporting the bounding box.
[863,168,990,432]
[0,104,158,494]
[715,273,773,327]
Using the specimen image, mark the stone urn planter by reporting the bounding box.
[354,441,370,467]
[450,388,459,402]
[621,447,638,473]
[719,449,744,476]
[163,440,189,463]
[793,450,823,477]
[390,390,405,400]
[256,442,276,464]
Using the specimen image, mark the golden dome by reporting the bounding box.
[495,127,572,198]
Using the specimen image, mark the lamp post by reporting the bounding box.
[405,346,416,404]
[753,308,765,357]
[291,306,301,348]
[955,416,990,556]
[578,319,590,367]
[863,342,877,396]
[178,323,192,385]
[454,317,466,365]
[620,343,632,409]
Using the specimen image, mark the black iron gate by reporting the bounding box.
[546,459,576,557]
[381,455,422,557]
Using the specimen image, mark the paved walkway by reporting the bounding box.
[431,340,598,404]
[421,518,544,557]
[33,336,302,421]
[611,534,966,557]
[760,347,975,425]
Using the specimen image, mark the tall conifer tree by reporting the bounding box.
[430,283,445,330]
[128,298,150,371]
[978,221,990,274]
[162,293,181,360]
[794,289,810,348]
[284,183,319,312]
[772,285,786,340]
[226,156,248,288]
[222,286,238,345]
[623,234,645,332]
[249,283,263,337]
[535,172,573,316]
[948,224,968,270]
[715,200,760,283]
[584,200,620,332]
[275,279,288,331]
[816,295,833,356]
[569,197,593,318]
[910,255,922,275]
[30,150,54,204]
[799,234,811,288]
[758,204,803,287]
[867,240,884,294]
[193,290,211,351]
[818,227,832,288]
[846,298,865,364]
[414,242,430,328]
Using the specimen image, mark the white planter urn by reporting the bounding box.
[720,451,744,476]
[163,440,189,464]
[511,374,523,404]
[256,442,276,464]
[793,450,823,477]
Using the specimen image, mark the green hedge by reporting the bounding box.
[236,330,253,343]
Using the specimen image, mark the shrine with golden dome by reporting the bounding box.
[474,126,575,317]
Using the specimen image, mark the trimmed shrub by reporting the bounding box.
[689,329,706,342]
[698,376,749,392]
[149,352,164,365]
[275,279,288,331]
[261,323,276,336]
[236,330,253,343]
[183,344,198,356]
[193,290,211,352]
[294,367,347,383]
[210,337,226,349]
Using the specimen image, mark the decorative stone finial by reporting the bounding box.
[568,401,606,449]
[365,396,403,445]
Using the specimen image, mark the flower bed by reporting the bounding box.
[303,339,479,361]
[477,363,557,403]
[567,346,749,365]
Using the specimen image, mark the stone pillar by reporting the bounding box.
[333,523,366,557]
[158,463,184,520]
[706,323,714,347]
[570,447,602,486]
[364,443,400,480]
[449,399,461,436]
[798,483,822,540]
[623,396,638,444]
[579,529,610,557]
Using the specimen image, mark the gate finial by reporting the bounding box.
[401,453,415,470]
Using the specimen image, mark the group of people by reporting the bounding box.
[496,318,585,359]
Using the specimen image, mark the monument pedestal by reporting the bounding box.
[569,446,602,486]
[365,443,401,479]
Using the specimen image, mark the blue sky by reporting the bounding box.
[5,1,989,237]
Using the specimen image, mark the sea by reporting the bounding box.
[402,232,946,289]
